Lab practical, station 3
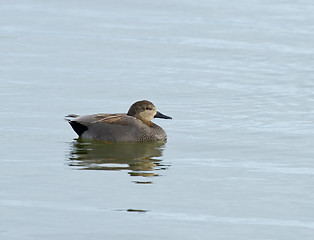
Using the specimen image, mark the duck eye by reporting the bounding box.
[146,107,152,110]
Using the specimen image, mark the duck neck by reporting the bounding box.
[142,120,154,126]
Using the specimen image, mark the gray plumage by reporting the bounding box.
[66,100,171,142]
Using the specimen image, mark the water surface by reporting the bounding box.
[1,0,314,239]
[69,140,169,180]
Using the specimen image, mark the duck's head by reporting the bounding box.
[127,100,172,123]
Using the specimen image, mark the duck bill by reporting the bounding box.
[154,111,172,119]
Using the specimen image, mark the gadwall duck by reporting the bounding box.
[65,100,172,142]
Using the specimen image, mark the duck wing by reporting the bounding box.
[66,113,141,141]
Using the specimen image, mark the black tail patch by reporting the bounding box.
[69,121,88,137]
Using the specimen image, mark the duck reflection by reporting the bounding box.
[68,139,169,180]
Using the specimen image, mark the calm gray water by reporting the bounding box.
[1,0,314,239]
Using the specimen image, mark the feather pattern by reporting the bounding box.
[66,100,171,142]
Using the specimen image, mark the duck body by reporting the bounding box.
[66,100,171,142]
